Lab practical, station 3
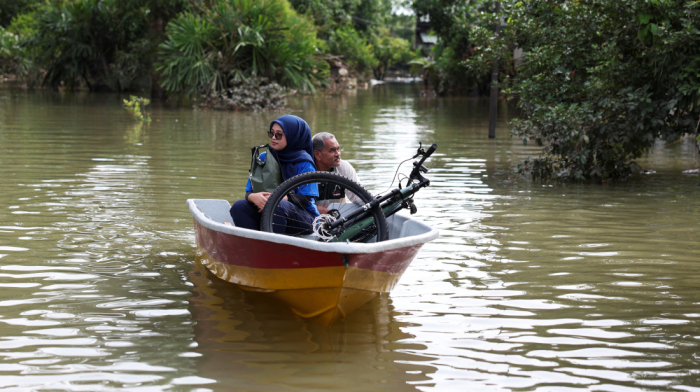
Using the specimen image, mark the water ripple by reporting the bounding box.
[1,86,699,390]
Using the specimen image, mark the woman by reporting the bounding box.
[230,114,319,234]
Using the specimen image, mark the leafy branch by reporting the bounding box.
[123,95,151,122]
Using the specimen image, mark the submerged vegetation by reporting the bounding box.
[463,0,700,181]
[123,95,152,122]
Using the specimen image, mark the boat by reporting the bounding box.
[187,198,439,326]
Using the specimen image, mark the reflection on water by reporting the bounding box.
[189,256,435,391]
[1,84,699,390]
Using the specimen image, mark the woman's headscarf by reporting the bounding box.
[269,114,316,180]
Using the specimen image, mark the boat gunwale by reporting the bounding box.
[187,199,439,255]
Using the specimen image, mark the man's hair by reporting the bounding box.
[312,132,336,152]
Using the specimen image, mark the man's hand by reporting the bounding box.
[248,192,271,212]
[317,205,329,215]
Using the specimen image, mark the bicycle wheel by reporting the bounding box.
[260,172,389,243]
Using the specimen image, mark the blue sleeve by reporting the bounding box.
[295,159,314,175]
[292,161,319,217]
[294,161,318,197]
[245,152,266,192]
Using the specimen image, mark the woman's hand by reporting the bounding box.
[248,192,271,212]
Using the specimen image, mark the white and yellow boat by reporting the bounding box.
[188,198,438,326]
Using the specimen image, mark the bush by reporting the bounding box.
[21,0,184,90]
[0,26,30,77]
[156,0,327,95]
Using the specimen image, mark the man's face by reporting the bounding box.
[315,138,341,171]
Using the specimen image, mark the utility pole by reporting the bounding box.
[488,1,502,139]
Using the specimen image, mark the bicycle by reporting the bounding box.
[260,143,438,243]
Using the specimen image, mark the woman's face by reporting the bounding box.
[269,123,287,151]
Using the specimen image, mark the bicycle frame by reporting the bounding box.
[330,143,437,242]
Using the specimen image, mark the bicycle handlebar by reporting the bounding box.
[410,143,437,181]
[325,143,437,234]
[425,143,438,159]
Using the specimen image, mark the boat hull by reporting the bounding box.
[189,199,438,325]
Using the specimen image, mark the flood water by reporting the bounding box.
[1,83,699,391]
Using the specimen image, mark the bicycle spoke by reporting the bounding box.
[260,172,388,242]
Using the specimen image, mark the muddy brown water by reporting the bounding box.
[0,84,699,391]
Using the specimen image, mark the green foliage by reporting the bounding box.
[0,0,39,27]
[408,55,436,84]
[4,0,410,92]
[22,0,185,90]
[123,95,152,122]
[29,0,126,89]
[414,0,493,48]
[465,0,700,181]
[382,10,415,43]
[370,27,412,80]
[6,8,38,37]
[326,25,377,74]
[352,0,392,33]
[155,13,219,93]
[1,8,41,83]
[412,0,498,94]
[0,26,31,76]
[289,0,392,36]
[288,0,360,39]
[157,0,326,94]
[290,0,411,80]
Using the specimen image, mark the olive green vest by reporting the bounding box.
[249,144,283,193]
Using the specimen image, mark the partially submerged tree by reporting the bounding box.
[465,0,700,180]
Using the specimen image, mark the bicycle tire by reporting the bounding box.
[260,172,389,243]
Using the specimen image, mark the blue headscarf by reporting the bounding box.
[269,115,316,180]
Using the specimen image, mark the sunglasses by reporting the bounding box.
[268,129,284,140]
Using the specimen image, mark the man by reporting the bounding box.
[312,132,363,214]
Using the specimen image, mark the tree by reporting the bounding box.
[25,0,186,91]
[412,0,497,94]
[465,0,700,180]
[288,0,361,39]
[370,27,412,80]
[325,25,377,75]
[290,0,414,80]
[352,0,392,33]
